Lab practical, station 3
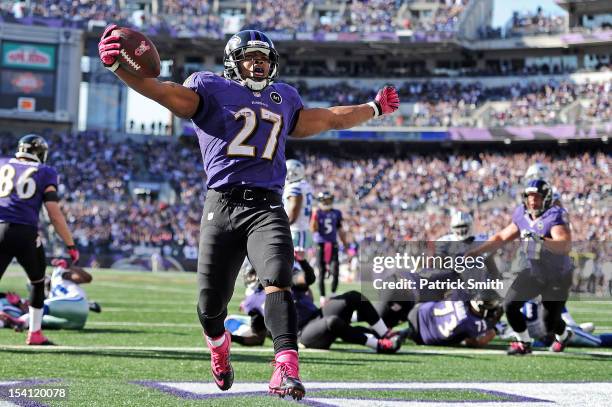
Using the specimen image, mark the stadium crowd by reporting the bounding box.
[0,0,470,37]
[289,79,611,127]
[1,132,608,264]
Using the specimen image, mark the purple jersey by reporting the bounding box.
[293,288,319,330]
[417,301,488,345]
[0,157,58,227]
[313,209,342,243]
[184,72,304,194]
[512,205,571,270]
[240,288,266,316]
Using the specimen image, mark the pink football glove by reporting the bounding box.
[98,24,121,71]
[370,86,400,117]
[67,245,80,266]
[5,292,22,306]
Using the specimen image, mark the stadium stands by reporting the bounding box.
[2,132,606,262]
[0,0,471,38]
[289,77,611,127]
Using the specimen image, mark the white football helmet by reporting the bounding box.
[450,211,473,240]
[524,163,551,183]
[286,159,305,183]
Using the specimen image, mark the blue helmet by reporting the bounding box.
[223,30,279,91]
[523,179,553,216]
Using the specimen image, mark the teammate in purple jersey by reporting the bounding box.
[467,179,573,355]
[310,191,347,306]
[99,27,399,399]
[0,134,79,346]
[412,301,497,347]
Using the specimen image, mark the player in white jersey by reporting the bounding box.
[283,160,314,251]
[20,259,100,329]
[496,300,612,348]
[438,211,489,244]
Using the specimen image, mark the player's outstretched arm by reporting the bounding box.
[291,86,399,138]
[467,223,520,257]
[99,25,199,119]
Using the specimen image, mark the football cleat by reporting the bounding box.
[507,341,532,355]
[89,302,102,313]
[269,350,305,400]
[206,331,234,391]
[550,330,574,353]
[377,335,403,354]
[26,330,54,346]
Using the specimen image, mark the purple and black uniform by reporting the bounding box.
[511,205,572,274]
[313,209,342,244]
[504,204,573,336]
[184,72,306,349]
[0,157,57,281]
[184,72,303,194]
[313,208,343,297]
[415,301,489,346]
[0,158,58,226]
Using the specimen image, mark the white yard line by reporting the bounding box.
[0,344,610,357]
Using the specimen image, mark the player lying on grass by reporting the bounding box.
[0,291,29,330]
[497,299,612,348]
[99,27,399,399]
[1,260,101,331]
[377,291,501,348]
[226,251,403,353]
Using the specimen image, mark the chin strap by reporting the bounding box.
[243,77,270,91]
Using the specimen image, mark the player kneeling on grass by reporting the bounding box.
[228,251,403,353]
[20,259,101,330]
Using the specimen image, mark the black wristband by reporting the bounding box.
[43,190,59,202]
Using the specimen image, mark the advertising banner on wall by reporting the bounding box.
[2,41,56,70]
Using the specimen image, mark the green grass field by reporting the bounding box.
[1,266,611,406]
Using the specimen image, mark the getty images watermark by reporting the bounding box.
[358,242,510,302]
[370,251,503,291]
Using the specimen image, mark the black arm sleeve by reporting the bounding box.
[43,190,60,202]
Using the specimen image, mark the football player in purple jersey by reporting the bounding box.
[467,179,573,355]
[310,191,348,306]
[0,134,79,345]
[99,27,400,399]
[406,300,499,348]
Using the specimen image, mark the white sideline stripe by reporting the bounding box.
[87,321,197,328]
[102,308,194,314]
[93,282,193,293]
[0,344,610,357]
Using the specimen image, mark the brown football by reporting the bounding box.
[108,27,160,78]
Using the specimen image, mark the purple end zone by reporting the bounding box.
[0,380,62,407]
[134,382,552,405]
